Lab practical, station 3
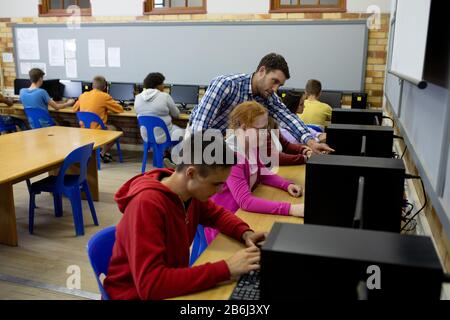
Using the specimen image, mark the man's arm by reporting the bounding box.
[48,98,74,110]
[0,94,13,107]
[189,76,232,131]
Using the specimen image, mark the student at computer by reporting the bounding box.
[300,79,332,128]
[0,93,28,131]
[135,72,184,166]
[73,76,124,163]
[103,131,265,300]
[282,90,326,144]
[19,68,75,128]
[267,116,312,166]
[205,101,304,244]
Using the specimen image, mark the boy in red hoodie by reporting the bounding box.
[104,130,266,300]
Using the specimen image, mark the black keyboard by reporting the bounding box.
[229,270,260,300]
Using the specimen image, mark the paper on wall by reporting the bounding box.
[48,39,65,66]
[16,28,40,60]
[64,39,77,59]
[108,47,121,68]
[2,53,13,63]
[31,62,47,74]
[88,39,106,67]
[65,59,78,78]
[20,62,32,75]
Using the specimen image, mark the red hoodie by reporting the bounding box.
[103,168,251,300]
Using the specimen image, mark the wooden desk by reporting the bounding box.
[172,166,305,300]
[0,126,122,246]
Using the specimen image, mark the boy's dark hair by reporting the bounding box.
[29,68,45,84]
[256,53,290,79]
[143,72,165,89]
[175,130,236,177]
[305,79,322,97]
[282,90,303,114]
[93,76,108,91]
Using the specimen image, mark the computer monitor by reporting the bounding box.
[14,79,31,95]
[352,92,368,109]
[170,84,199,107]
[60,80,82,99]
[82,81,93,93]
[326,124,394,158]
[304,154,405,233]
[41,79,64,101]
[319,91,343,108]
[109,82,135,102]
[277,87,297,98]
[331,108,383,125]
[260,223,444,300]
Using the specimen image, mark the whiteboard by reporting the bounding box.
[13,21,368,92]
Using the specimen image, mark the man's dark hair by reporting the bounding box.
[29,68,45,84]
[92,76,107,91]
[175,130,236,177]
[143,72,165,89]
[256,53,290,79]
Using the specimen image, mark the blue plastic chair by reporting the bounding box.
[87,226,116,300]
[24,107,56,129]
[76,111,123,171]
[0,116,18,133]
[307,124,324,133]
[28,143,99,236]
[137,116,181,173]
[189,224,208,266]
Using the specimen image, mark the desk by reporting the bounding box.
[0,126,122,246]
[172,165,305,300]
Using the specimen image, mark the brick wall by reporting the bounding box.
[1,13,389,107]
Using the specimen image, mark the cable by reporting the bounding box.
[393,135,404,140]
[401,175,428,232]
[400,145,408,159]
[382,115,395,127]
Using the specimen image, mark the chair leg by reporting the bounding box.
[153,145,164,168]
[116,139,123,163]
[26,179,37,209]
[28,192,36,234]
[82,181,98,226]
[53,192,63,217]
[141,143,149,173]
[68,188,85,236]
[96,149,101,171]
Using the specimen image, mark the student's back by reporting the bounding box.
[135,88,179,128]
[300,99,332,127]
[20,87,50,112]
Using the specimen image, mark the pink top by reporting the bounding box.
[205,153,293,244]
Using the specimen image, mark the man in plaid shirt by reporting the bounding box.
[188,53,334,154]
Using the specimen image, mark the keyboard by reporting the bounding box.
[229,270,260,300]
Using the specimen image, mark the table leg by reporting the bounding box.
[0,183,18,246]
[87,149,99,201]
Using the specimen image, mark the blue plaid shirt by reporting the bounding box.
[189,74,313,144]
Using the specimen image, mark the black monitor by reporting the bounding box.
[82,81,93,93]
[60,80,82,99]
[304,154,405,233]
[14,79,31,95]
[41,79,64,101]
[260,223,444,300]
[331,108,383,125]
[109,82,135,102]
[326,124,394,158]
[277,87,297,98]
[170,84,199,107]
[352,92,368,109]
[319,91,343,108]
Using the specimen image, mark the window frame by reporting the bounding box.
[143,0,207,15]
[39,0,92,17]
[270,0,347,13]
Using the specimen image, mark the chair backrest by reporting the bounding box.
[76,111,107,130]
[87,226,116,300]
[0,116,16,133]
[56,143,94,187]
[24,107,55,129]
[189,224,208,266]
[137,115,173,148]
[307,124,324,133]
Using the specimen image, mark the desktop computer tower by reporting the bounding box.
[331,108,383,125]
[260,223,443,300]
[304,154,405,233]
[326,124,394,158]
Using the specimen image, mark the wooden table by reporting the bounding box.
[0,126,122,246]
[172,165,305,300]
